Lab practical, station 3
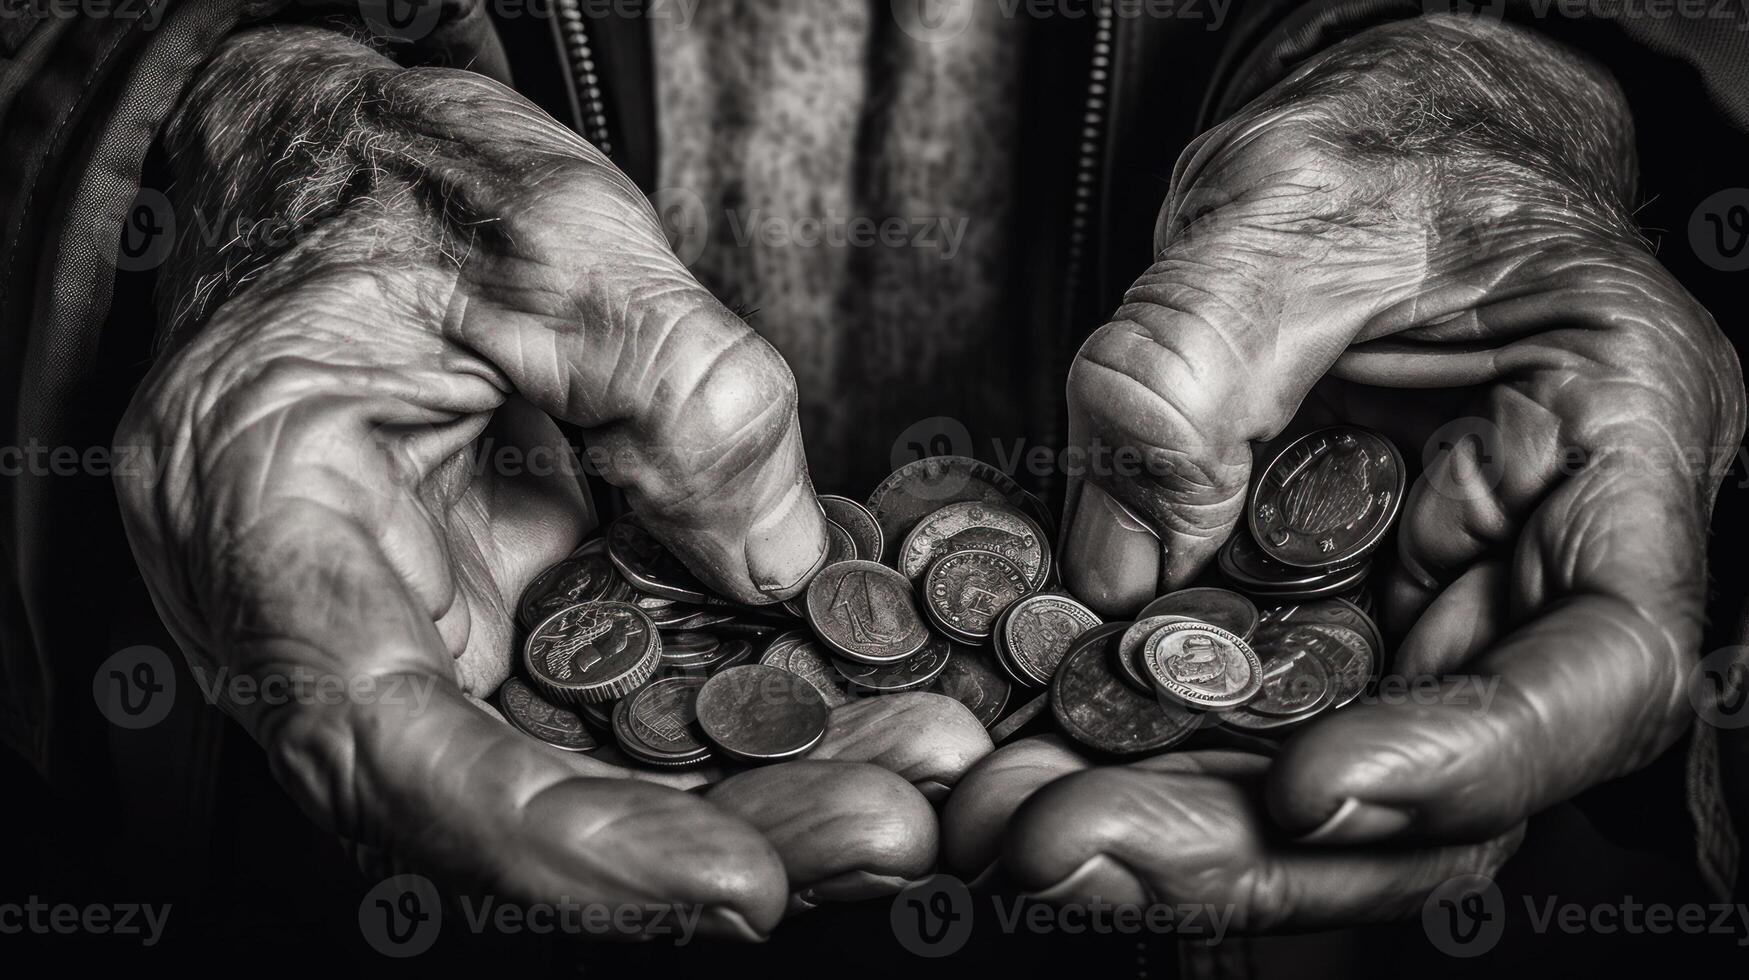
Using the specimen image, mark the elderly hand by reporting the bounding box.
[114,26,990,940]
[945,15,1745,929]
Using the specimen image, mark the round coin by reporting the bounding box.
[804,560,930,664]
[517,547,631,630]
[1114,614,1201,693]
[1243,637,1335,718]
[612,676,713,767]
[1141,621,1263,710]
[496,677,598,752]
[820,495,885,561]
[1137,588,1259,641]
[831,634,951,693]
[524,601,661,706]
[696,664,830,764]
[897,500,1051,589]
[759,632,853,708]
[1299,624,1372,711]
[1218,528,1373,600]
[1051,623,1202,757]
[930,652,1012,728]
[823,518,859,568]
[1249,619,1362,716]
[1258,598,1381,704]
[998,593,1103,687]
[606,514,709,603]
[867,456,1055,564]
[923,549,1030,644]
[1250,426,1405,569]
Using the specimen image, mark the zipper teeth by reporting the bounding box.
[557,0,614,157]
[1062,0,1113,316]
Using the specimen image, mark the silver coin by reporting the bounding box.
[820,495,884,562]
[1258,598,1381,707]
[496,677,597,752]
[1299,624,1372,711]
[606,514,709,603]
[1141,621,1263,711]
[523,601,662,706]
[998,593,1103,687]
[804,560,931,664]
[1137,588,1259,641]
[923,549,1030,644]
[1052,623,1202,757]
[1114,614,1201,693]
[831,634,951,693]
[1250,426,1405,569]
[695,664,830,764]
[517,545,632,631]
[1242,636,1335,718]
[1218,527,1373,600]
[931,652,1012,728]
[823,518,860,568]
[866,456,1055,565]
[758,632,853,708]
[898,500,1051,590]
[612,676,713,767]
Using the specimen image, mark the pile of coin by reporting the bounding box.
[491,425,1403,768]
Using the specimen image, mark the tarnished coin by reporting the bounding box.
[1141,622,1263,711]
[820,495,884,561]
[496,677,597,752]
[1259,597,1381,706]
[759,632,853,708]
[1137,588,1259,641]
[1218,528,1372,600]
[662,633,756,676]
[657,608,739,632]
[804,560,930,664]
[606,514,709,603]
[897,500,1051,589]
[612,676,712,767]
[696,664,830,764]
[1251,619,1367,713]
[823,519,860,568]
[1114,615,1200,693]
[1250,426,1405,569]
[931,652,1012,728]
[832,634,951,693]
[989,692,1051,745]
[867,456,1055,564]
[1051,623,1202,757]
[524,601,661,706]
[923,550,1030,644]
[998,593,1103,687]
[1242,634,1335,718]
[517,546,632,630]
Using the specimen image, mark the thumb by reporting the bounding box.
[1059,116,1421,614]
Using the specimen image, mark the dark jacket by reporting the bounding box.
[3,0,1747,938]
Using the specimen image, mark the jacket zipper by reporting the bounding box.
[555,0,615,157]
[1061,0,1114,325]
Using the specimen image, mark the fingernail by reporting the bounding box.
[747,485,830,599]
[786,891,819,916]
[1027,854,1150,907]
[1060,483,1161,617]
[800,870,917,903]
[1296,797,1415,845]
[696,906,768,943]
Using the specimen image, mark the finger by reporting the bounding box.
[1390,560,1508,677]
[199,505,791,939]
[810,693,994,804]
[1060,119,1425,613]
[1001,753,1521,932]
[940,736,1092,877]
[705,761,937,908]
[409,72,828,604]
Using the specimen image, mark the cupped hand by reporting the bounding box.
[949,15,1745,929]
[116,26,988,939]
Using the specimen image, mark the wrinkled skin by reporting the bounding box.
[114,28,991,940]
[953,17,1746,929]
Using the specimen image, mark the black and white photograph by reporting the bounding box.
[4,0,1749,974]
